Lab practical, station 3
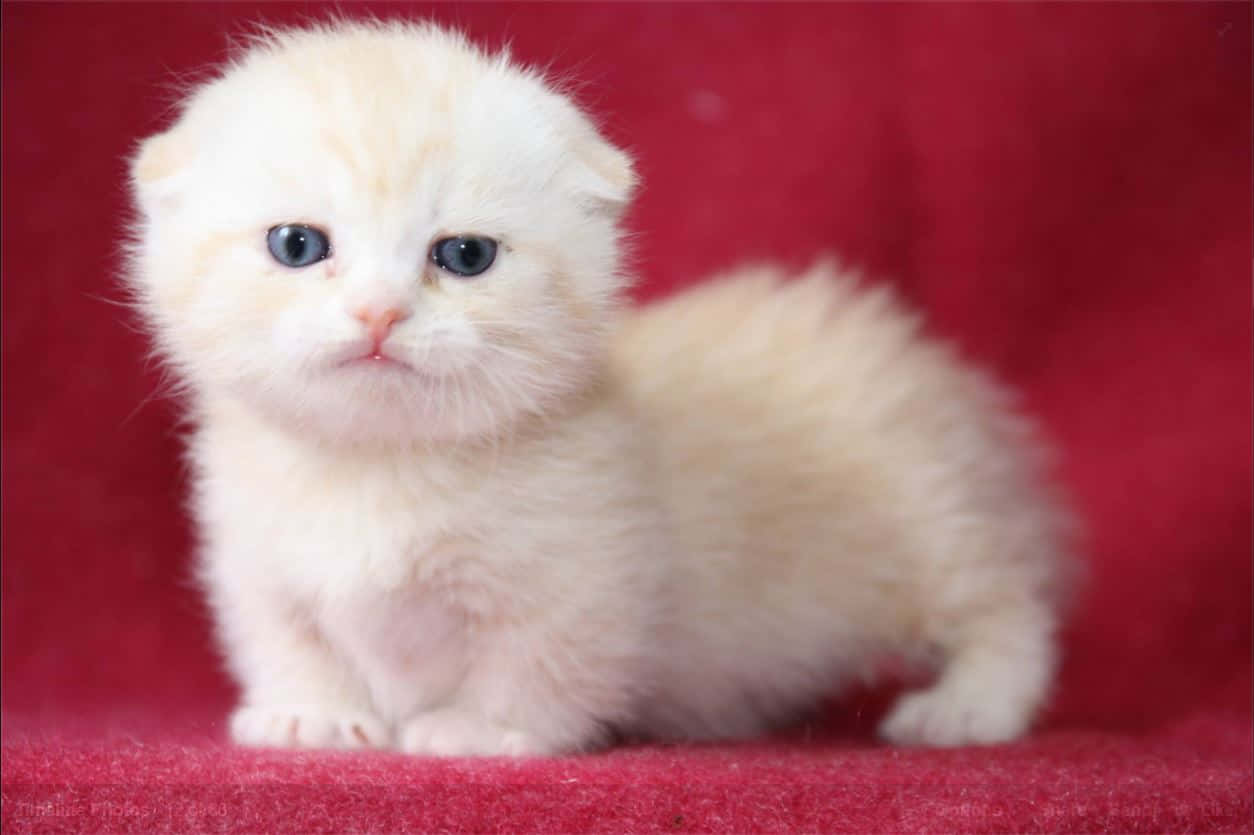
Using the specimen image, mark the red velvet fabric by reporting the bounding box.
[3,3,1250,832]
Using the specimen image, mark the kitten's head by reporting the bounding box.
[128,21,635,445]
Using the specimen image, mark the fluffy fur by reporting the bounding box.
[126,20,1076,756]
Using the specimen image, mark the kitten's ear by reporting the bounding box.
[130,129,190,216]
[572,135,637,216]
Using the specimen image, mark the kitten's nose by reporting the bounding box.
[353,305,411,346]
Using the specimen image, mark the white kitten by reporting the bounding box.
[126,21,1076,756]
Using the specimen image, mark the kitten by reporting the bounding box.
[126,21,1077,756]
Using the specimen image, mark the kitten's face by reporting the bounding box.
[130,23,634,444]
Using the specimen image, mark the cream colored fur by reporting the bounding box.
[126,20,1075,756]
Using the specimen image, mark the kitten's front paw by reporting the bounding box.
[230,704,391,750]
[878,685,1030,747]
[399,709,550,757]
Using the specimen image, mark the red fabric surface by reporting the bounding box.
[3,3,1250,832]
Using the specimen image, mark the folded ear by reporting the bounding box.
[572,133,638,215]
[130,129,189,216]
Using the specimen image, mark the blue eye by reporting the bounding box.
[267,225,331,268]
[431,236,497,277]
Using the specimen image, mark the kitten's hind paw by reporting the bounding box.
[399,708,550,757]
[878,683,1031,747]
[880,621,1054,747]
[230,704,391,750]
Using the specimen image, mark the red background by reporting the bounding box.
[3,3,1250,832]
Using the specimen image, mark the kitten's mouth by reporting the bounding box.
[338,351,415,372]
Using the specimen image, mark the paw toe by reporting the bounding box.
[230,705,390,750]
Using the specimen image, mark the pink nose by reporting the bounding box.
[353,306,409,346]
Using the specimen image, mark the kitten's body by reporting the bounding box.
[616,269,1070,743]
[128,22,1075,755]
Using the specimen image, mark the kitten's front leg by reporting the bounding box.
[209,575,390,751]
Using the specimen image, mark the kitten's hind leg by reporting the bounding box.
[878,606,1058,747]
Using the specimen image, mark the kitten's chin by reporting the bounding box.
[231,369,550,448]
